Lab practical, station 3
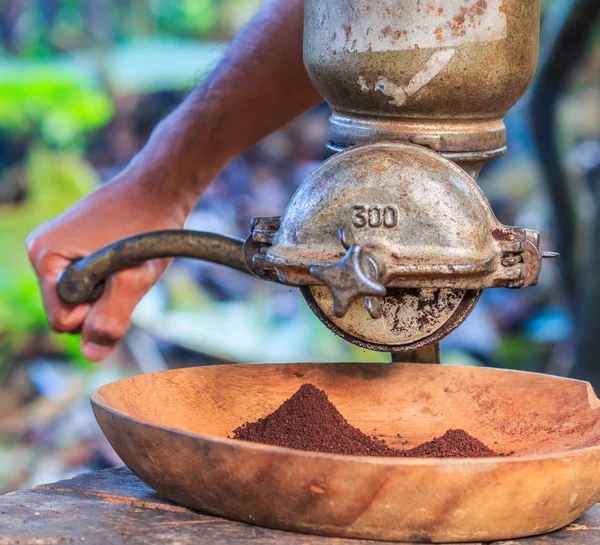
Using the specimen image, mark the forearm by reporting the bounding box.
[133,0,322,216]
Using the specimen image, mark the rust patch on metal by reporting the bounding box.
[492,228,519,241]
[449,0,489,39]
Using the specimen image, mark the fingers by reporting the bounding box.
[28,230,168,360]
[27,233,91,334]
[39,270,90,333]
[28,222,172,361]
[42,290,83,333]
[80,260,166,361]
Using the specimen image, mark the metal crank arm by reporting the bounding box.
[56,230,254,305]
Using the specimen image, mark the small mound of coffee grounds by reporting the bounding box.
[232,384,499,458]
[403,429,496,458]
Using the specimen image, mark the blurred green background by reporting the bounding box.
[0,0,599,493]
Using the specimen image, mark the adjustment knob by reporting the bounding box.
[310,244,386,318]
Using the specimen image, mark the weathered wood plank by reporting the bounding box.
[0,467,598,545]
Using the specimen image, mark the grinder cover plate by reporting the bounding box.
[266,141,507,289]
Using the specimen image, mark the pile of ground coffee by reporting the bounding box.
[232,383,499,458]
[233,383,398,456]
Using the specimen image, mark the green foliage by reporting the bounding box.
[1,0,255,59]
[0,66,112,148]
[0,63,110,372]
[0,39,227,98]
[493,334,550,372]
[0,148,98,372]
[151,0,219,36]
[0,275,46,362]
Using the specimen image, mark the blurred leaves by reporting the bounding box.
[0,38,226,97]
[0,148,98,269]
[0,47,114,373]
[0,0,259,59]
[493,335,550,373]
[150,0,219,36]
[0,148,98,371]
[0,67,113,148]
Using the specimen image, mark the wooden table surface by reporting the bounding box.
[0,467,598,545]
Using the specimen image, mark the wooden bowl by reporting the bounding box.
[92,363,600,542]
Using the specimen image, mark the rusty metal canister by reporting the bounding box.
[304,0,541,155]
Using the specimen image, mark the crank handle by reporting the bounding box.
[56,230,250,305]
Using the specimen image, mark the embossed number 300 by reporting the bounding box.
[353,205,399,228]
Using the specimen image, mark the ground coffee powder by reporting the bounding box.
[404,429,496,458]
[232,383,499,458]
